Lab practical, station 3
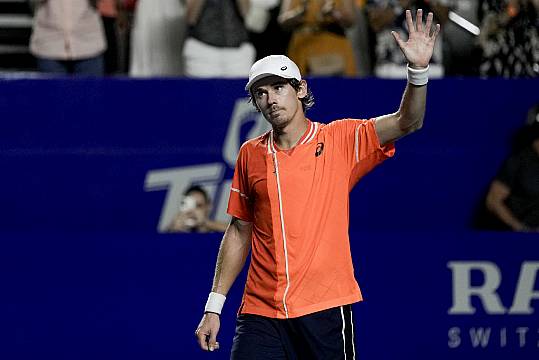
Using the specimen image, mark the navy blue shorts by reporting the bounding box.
[230,305,356,360]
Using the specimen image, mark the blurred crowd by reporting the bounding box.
[3,0,538,77]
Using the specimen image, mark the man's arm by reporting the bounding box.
[210,217,252,295]
[486,180,531,232]
[375,9,440,145]
[279,0,307,29]
[186,0,206,25]
[195,217,252,351]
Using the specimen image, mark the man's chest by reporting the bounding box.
[247,140,345,203]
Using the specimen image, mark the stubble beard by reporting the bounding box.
[265,106,290,131]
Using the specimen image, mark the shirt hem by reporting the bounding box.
[239,293,362,319]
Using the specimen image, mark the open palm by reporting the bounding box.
[392,9,441,68]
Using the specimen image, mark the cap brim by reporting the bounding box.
[245,72,296,91]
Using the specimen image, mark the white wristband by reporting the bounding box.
[204,292,226,314]
[407,65,429,86]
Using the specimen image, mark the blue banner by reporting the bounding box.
[0,78,538,232]
[0,78,538,359]
[0,231,537,359]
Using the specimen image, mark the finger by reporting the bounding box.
[208,330,219,352]
[431,23,441,40]
[391,31,406,50]
[416,9,423,32]
[196,331,209,351]
[405,9,415,33]
[425,12,433,35]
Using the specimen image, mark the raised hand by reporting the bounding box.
[392,9,440,68]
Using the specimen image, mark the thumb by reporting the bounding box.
[391,31,405,49]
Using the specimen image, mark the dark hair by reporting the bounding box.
[288,79,315,111]
[184,185,210,204]
[511,122,539,152]
[249,78,315,112]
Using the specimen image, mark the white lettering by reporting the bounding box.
[469,327,491,348]
[509,262,539,314]
[144,164,224,232]
[448,262,506,314]
[448,327,461,348]
[214,179,232,223]
[516,327,529,347]
[222,98,271,167]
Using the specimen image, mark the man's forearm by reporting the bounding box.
[486,181,527,231]
[186,0,206,25]
[211,218,252,295]
[490,202,527,231]
[374,72,429,144]
[397,82,427,133]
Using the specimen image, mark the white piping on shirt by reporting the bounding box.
[269,131,291,318]
[230,187,249,200]
[300,121,314,145]
[354,125,360,163]
[301,122,319,145]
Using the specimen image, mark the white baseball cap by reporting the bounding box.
[245,55,302,91]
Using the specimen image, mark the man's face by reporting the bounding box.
[252,76,306,128]
[180,191,210,229]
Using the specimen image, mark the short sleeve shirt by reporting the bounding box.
[228,119,395,318]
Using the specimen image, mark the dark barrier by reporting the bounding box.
[0,231,537,359]
[0,78,538,232]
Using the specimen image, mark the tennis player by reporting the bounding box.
[195,9,440,359]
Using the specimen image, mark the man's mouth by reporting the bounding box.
[268,107,282,116]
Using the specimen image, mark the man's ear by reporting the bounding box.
[297,80,308,99]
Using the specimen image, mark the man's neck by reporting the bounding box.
[273,116,309,150]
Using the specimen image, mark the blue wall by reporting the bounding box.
[1,231,538,359]
[0,78,538,359]
[0,78,537,232]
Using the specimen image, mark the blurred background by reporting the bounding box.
[0,0,538,359]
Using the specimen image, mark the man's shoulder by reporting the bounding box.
[239,131,271,154]
[322,118,373,133]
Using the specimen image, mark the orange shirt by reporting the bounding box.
[228,119,395,319]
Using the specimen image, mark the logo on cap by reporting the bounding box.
[281,66,287,71]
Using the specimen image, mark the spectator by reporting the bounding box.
[183,0,255,78]
[247,0,292,60]
[279,0,358,76]
[485,118,539,232]
[347,0,374,77]
[432,0,482,76]
[97,0,122,74]
[167,185,228,233]
[366,0,444,78]
[129,0,186,77]
[30,0,107,76]
[478,0,539,77]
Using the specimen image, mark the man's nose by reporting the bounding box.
[267,90,277,105]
